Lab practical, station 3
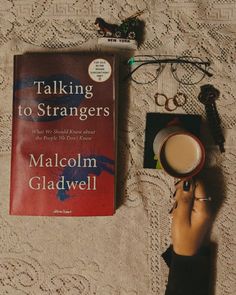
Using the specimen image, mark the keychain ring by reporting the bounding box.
[173,92,187,107]
[154,93,168,106]
[165,98,178,111]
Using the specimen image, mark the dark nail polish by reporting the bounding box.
[169,206,174,214]
[175,201,178,209]
[170,190,176,198]
[169,201,178,214]
[183,181,191,191]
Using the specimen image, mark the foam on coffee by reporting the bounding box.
[162,134,202,175]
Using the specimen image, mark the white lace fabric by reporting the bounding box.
[0,0,235,294]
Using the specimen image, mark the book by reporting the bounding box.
[144,113,202,169]
[10,53,116,216]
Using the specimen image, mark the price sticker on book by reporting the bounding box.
[88,59,112,82]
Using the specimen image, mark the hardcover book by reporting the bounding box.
[10,53,116,216]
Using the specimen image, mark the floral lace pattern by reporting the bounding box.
[0,0,235,294]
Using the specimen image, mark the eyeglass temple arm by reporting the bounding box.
[169,59,213,76]
[192,63,213,77]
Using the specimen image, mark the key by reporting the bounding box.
[198,84,225,153]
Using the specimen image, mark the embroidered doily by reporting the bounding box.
[0,1,235,294]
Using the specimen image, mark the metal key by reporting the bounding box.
[198,84,225,153]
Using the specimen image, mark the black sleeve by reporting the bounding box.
[162,246,211,295]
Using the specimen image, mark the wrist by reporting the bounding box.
[173,246,198,256]
[173,244,211,257]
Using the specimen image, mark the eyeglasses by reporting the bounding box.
[125,55,213,85]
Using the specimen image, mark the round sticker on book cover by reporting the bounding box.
[88,59,112,82]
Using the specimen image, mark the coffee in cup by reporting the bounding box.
[153,126,205,178]
[160,134,203,177]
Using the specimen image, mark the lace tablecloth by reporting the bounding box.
[0,1,235,294]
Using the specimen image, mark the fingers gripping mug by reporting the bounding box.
[153,125,205,179]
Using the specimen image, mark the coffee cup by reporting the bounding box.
[153,126,205,178]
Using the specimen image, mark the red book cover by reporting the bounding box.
[10,53,116,216]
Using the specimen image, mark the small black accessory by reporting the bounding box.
[198,84,225,153]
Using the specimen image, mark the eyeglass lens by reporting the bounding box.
[129,56,164,84]
[171,56,208,85]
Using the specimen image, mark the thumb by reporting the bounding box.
[173,180,194,227]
